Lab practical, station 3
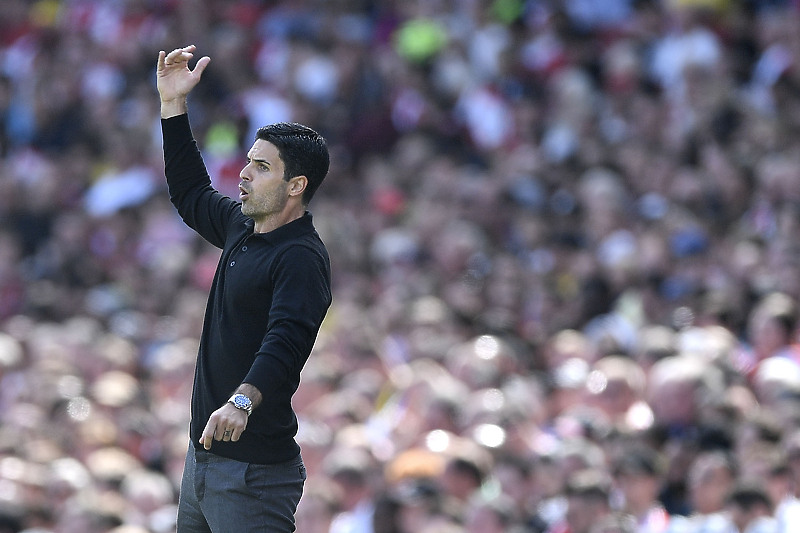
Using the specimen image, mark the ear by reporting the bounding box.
[288,176,307,198]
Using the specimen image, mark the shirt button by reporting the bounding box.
[230,261,236,267]
[242,246,248,251]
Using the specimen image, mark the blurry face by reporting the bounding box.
[535,459,565,498]
[295,495,334,533]
[689,458,734,514]
[726,502,770,533]
[648,379,695,426]
[750,315,789,360]
[766,471,791,510]
[566,496,608,533]
[400,502,434,533]
[788,447,800,483]
[494,463,530,506]
[465,505,505,533]
[440,462,480,501]
[616,472,659,513]
[589,377,633,418]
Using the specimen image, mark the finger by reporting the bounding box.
[175,45,196,59]
[199,420,217,449]
[231,425,244,442]
[169,44,194,56]
[222,428,233,441]
[166,48,192,66]
[157,50,166,70]
[172,51,192,65]
[165,48,180,63]
[191,56,211,76]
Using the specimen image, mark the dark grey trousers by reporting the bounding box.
[176,444,306,532]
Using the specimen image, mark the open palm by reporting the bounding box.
[156,45,210,103]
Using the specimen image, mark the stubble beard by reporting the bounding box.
[241,185,289,221]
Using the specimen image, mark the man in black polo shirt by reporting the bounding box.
[157,45,332,532]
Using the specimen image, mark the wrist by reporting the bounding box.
[228,384,262,417]
[228,393,253,416]
[160,98,188,119]
[235,383,262,408]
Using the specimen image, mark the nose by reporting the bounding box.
[240,165,251,181]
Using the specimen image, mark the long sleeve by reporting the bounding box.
[244,242,332,399]
[161,114,240,249]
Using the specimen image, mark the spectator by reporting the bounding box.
[547,468,613,533]
[326,446,380,533]
[686,451,738,527]
[589,513,638,533]
[438,440,492,508]
[724,481,779,533]
[295,478,343,533]
[611,442,671,533]
[463,493,524,533]
[584,355,651,432]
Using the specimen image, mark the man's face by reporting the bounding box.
[688,456,733,514]
[566,495,606,533]
[616,471,659,510]
[239,139,289,220]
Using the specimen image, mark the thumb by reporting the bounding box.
[192,56,211,76]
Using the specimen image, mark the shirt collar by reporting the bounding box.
[246,211,315,243]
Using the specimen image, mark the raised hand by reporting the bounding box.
[156,45,211,118]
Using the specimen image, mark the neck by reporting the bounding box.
[253,207,305,234]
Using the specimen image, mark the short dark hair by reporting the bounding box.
[447,456,485,487]
[612,444,665,478]
[255,122,329,205]
[725,480,773,513]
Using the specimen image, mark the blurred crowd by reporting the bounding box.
[2,0,800,532]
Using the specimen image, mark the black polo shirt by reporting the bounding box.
[162,114,331,464]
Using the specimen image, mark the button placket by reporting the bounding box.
[229,238,251,268]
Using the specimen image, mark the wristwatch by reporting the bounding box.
[228,393,253,416]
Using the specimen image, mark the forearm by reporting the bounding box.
[243,248,331,404]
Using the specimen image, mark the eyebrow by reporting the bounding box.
[247,156,271,168]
